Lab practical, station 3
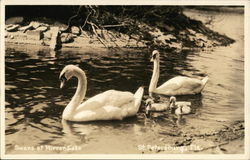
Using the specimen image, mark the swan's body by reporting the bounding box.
[169,96,191,115]
[149,50,209,96]
[145,98,169,113]
[145,98,169,117]
[175,106,191,115]
[59,65,144,122]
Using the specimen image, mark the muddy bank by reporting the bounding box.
[137,120,244,154]
[5,6,235,51]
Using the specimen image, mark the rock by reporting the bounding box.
[61,33,74,43]
[26,30,42,40]
[36,26,48,32]
[169,41,182,50]
[71,26,81,35]
[6,24,20,32]
[18,21,48,33]
[43,30,52,39]
[30,21,41,29]
[18,25,33,32]
[187,28,196,35]
[50,22,68,32]
[149,28,176,46]
[164,34,176,41]
[5,24,13,28]
[5,17,24,25]
[60,26,68,32]
[53,21,67,30]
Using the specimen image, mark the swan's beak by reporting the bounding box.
[60,79,66,89]
[169,99,173,104]
[150,56,154,62]
[59,73,67,89]
[150,53,157,62]
[169,100,175,114]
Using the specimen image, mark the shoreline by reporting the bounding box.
[5,8,236,52]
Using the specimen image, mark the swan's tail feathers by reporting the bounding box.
[134,87,144,110]
[201,76,209,90]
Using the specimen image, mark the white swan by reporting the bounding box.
[149,50,209,96]
[169,96,191,115]
[59,65,144,122]
[145,98,169,115]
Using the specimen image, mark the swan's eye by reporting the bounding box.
[152,53,157,59]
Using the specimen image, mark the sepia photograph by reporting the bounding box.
[1,0,249,159]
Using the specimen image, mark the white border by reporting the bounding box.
[0,0,6,159]
[0,0,249,159]
[244,1,250,159]
[1,0,250,6]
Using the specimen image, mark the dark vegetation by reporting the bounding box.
[6,5,235,49]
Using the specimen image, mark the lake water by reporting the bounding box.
[5,10,244,154]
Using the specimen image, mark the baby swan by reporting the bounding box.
[145,98,169,117]
[169,96,191,116]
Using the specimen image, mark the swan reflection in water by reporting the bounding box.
[61,116,160,148]
[61,117,152,150]
[61,120,94,145]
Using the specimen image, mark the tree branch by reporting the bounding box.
[87,21,107,48]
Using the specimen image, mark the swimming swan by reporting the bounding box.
[145,98,169,117]
[169,96,191,115]
[59,65,144,122]
[149,50,209,96]
[145,98,169,112]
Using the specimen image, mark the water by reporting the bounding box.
[5,10,244,154]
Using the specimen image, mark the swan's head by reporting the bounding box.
[150,50,160,62]
[145,98,154,117]
[59,65,83,88]
[145,98,154,106]
[169,96,176,112]
[169,96,176,104]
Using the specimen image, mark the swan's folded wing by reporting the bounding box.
[73,101,135,121]
[176,101,191,107]
[75,90,134,112]
[157,76,202,92]
[73,106,122,121]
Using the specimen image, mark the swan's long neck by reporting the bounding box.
[63,70,87,119]
[149,59,160,96]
